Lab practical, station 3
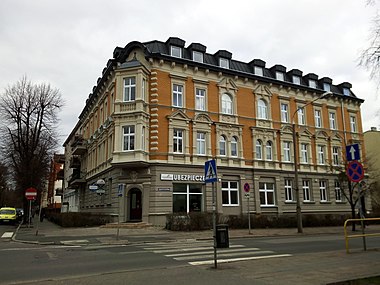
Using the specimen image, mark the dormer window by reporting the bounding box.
[171,46,182,58]
[293,76,301,85]
[192,51,203,63]
[254,66,263,76]
[343,88,350,96]
[276,72,284,81]
[219,58,229,68]
[309,79,317,88]
[323,83,331,92]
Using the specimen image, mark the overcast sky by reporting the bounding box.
[1,0,379,149]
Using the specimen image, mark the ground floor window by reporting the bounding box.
[302,180,311,202]
[173,183,202,213]
[222,181,239,206]
[259,182,275,206]
[285,179,293,202]
[335,180,343,202]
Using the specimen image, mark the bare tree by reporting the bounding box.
[0,77,63,213]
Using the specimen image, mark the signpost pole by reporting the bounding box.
[28,199,32,228]
[212,181,217,269]
[248,194,251,235]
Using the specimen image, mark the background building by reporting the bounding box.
[63,37,368,226]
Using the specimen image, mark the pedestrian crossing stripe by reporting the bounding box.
[189,254,292,266]
[1,232,13,238]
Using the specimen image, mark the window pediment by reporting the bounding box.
[253,84,272,97]
[217,77,238,92]
[193,113,213,124]
[167,109,191,122]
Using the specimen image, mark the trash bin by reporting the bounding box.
[216,224,229,248]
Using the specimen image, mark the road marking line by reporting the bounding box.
[189,254,292,265]
[61,240,89,245]
[174,250,274,261]
[1,232,14,238]
[166,248,260,257]
[148,244,244,253]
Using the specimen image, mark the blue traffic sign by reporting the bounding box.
[346,144,360,162]
[204,159,217,183]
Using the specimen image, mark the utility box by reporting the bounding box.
[216,224,229,248]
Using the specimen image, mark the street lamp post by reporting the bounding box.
[292,91,332,234]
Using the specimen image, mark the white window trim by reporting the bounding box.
[302,180,311,202]
[196,132,206,155]
[172,84,184,108]
[219,58,229,68]
[193,51,203,63]
[122,125,135,151]
[123,77,136,102]
[285,179,293,202]
[259,182,275,206]
[195,88,206,111]
[171,46,182,58]
[222,181,239,206]
[319,180,328,202]
[173,129,183,154]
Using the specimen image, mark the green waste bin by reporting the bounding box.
[216,224,229,248]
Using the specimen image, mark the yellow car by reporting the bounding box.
[0,207,17,225]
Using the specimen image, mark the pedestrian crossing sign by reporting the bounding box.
[204,159,217,183]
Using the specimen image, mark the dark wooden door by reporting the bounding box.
[129,189,142,221]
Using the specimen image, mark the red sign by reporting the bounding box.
[243,183,250,193]
[346,161,364,182]
[25,187,37,200]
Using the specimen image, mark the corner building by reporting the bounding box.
[63,37,367,226]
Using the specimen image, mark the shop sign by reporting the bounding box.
[160,173,205,182]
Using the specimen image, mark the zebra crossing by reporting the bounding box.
[137,240,292,266]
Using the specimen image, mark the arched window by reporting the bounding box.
[219,135,226,156]
[258,99,268,119]
[231,136,238,157]
[222,93,233,115]
[256,139,263,160]
[266,141,273,160]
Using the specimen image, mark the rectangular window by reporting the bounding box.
[301,143,308,163]
[192,51,203,63]
[285,179,293,202]
[173,183,202,213]
[329,112,336,130]
[195,88,206,111]
[276,71,284,81]
[254,66,263,76]
[319,180,327,202]
[173,129,183,153]
[302,180,311,202]
[172,84,183,107]
[122,125,135,151]
[284,141,291,162]
[343,88,350,96]
[298,108,305,125]
[196,132,206,155]
[142,78,146,101]
[281,103,289,123]
[219,137,226,156]
[315,110,322,128]
[259,182,275,206]
[350,115,357,133]
[171,46,182,58]
[222,181,239,206]
[309,80,317,88]
[231,138,238,157]
[141,126,145,151]
[293,76,301,85]
[335,180,342,202]
[123,77,136,101]
[332,146,340,166]
[219,58,229,68]
[323,83,331,92]
[317,145,325,165]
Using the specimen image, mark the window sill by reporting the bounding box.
[222,204,239,207]
[260,205,278,208]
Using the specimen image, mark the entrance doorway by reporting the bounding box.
[129,188,142,221]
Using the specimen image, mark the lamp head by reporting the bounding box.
[96,179,106,186]
[321,91,333,99]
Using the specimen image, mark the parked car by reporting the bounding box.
[0,207,17,225]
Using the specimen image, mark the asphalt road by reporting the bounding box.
[0,232,379,284]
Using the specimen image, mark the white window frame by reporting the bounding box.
[219,135,226,156]
[285,179,293,202]
[284,141,291,162]
[219,58,229,68]
[276,71,284,81]
[315,109,322,128]
[317,145,325,165]
[195,88,206,111]
[335,180,342,202]
[231,136,238,157]
[323,83,331,92]
[293,76,301,85]
[123,77,136,102]
[221,181,239,206]
[173,129,183,153]
[350,115,357,133]
[281,103,289,123]
[302,180,311,202]
[172,84,183,108]
[309,79,317,88]
[266,141,273,161]
[222,93,233,115]
[171,46,182,58]
[196,132,206,155]
[259,182,275,206]
[192,51,203,63]
[256,139,263,160]
[343,88,350,96]
[142,78,146,101]
[122,125,135,151]
[301,143,308,163]
[254,66,263,76]
[258,99,268,119]
[332,146,340,166]
[329,112,336,130]
[298,108,305,125]
[319,180,328,202]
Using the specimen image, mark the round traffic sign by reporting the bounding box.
[346,161,364,182]
[243,183,250,193]
[25,187,37,200]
